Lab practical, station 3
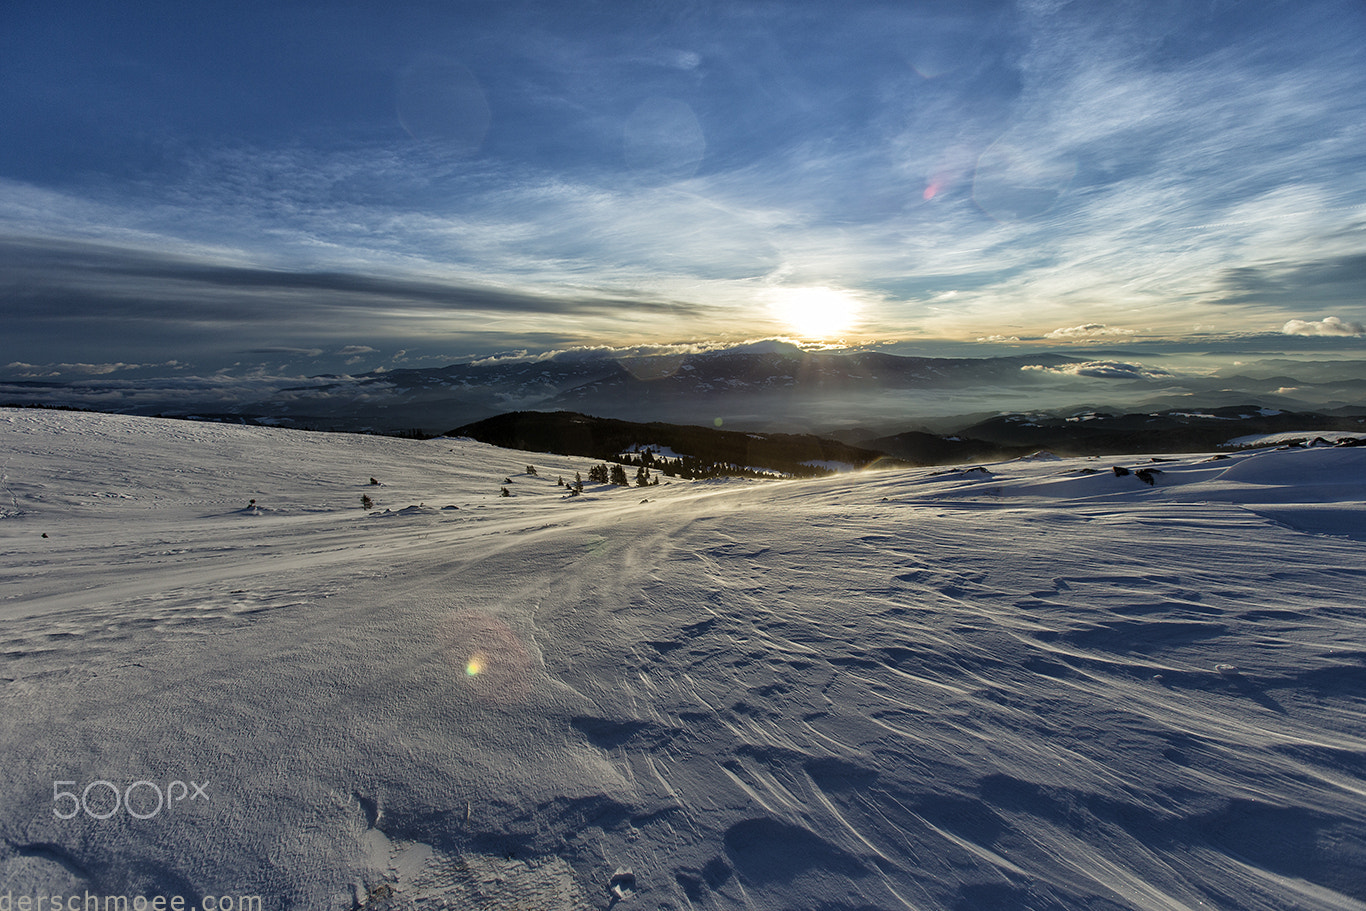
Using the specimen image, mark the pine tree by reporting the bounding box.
[574,471,584,492]
[526,465,538,476]
[610,463,629,486]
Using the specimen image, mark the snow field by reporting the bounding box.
[1,408,1364,910]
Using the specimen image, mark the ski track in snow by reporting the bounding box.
[1,408,1364,910]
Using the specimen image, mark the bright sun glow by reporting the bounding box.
[767,286,862,339]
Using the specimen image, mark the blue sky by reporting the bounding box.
[3,0,1365,380]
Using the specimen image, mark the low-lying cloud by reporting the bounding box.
[1024,360,1173,381]
[1282,316,1366,337]
[1045,324,1138,340]
[462,337,810,367]
[5,361,184,377]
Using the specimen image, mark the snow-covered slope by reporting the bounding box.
[2,408,1364,910]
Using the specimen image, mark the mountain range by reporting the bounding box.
[239,343,1085,434]
[6,342,1365,450]
[238,344,1366,436]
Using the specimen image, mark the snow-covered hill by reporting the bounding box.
[2,408,1364,910]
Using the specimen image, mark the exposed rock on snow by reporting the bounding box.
[1134,467,1161,486]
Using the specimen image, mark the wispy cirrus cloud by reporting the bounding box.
[2,0,1364,381]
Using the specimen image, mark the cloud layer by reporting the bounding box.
[1024,360,1174,381]
[1283,316,1366,337]
[2,1,1365,379]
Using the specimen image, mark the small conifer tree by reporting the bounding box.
[361,494,374,510]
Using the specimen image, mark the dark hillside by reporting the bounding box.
[450,411,891,477]
[951,406,1366,455]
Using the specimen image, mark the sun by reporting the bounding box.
[766,286,862,339]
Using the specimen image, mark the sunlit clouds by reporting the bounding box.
[1045,324,1138,340]
[1283,316,1366,337]
[1,1,1364,379]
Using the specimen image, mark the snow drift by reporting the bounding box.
[1,408,1364,910]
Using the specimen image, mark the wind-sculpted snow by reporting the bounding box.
[1,408,1364,909]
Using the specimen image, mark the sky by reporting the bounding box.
[2,0,1366,382]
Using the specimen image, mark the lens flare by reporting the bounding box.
[441,612,533,704]
[973,138,1076,222]
[623,97,705,181]
[395,57,491,154]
